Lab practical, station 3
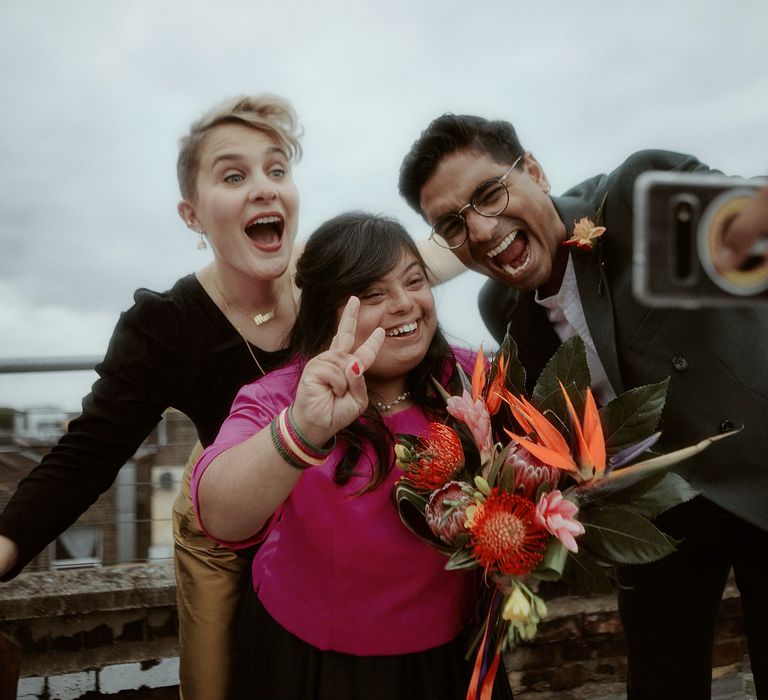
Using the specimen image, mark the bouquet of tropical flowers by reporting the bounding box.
[393,333,728,699]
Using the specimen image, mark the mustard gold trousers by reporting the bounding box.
[173,443,249,700]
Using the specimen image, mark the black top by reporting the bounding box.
[0,274,289,578]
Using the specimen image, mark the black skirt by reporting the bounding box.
[232,585,514,700]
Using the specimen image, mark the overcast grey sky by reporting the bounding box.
[1,0,766,410]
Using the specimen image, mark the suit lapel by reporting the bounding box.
[505,293,560,394]
[571,250,625,394]
[554,193,625,395]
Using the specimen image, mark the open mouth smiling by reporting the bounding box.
[485,229,531,276]
[244,214,284,249]
[385,320,418,338]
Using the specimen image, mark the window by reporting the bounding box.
[53,524,102,569]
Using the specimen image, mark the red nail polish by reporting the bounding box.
[351,362,361,375]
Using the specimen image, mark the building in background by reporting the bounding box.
[0,408,195,572]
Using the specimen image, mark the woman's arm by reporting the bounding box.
[0,297,179,579]
[194,423,306,543]
[195,297,385,542]
[0,535,18,578]
[417,237,467,285]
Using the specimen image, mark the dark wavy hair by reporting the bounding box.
[398,114,525,217]
[290,212,463,491]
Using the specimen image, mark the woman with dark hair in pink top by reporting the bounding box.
[192,212,514,699]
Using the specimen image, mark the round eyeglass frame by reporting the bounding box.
[429,153,525,250]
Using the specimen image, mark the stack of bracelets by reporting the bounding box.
[270,405,337,470]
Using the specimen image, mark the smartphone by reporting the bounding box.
[633,171,768,308]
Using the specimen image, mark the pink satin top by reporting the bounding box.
[192,349,477,655]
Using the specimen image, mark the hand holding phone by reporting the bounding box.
[633,171,768,307]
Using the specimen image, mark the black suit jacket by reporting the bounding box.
[479,150,768,531]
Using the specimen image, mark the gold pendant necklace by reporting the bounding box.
[211,273,277,327]
[251,309,277,326]
[211,272,269,376]
[231,300,277,326]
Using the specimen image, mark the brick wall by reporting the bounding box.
[1,564,179,699]
[0,564,753,699]
[505,580,751,699]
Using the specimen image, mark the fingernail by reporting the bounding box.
[351,361,362,375]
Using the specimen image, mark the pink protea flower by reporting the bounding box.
[447,390,492,463]
[535,490,585,553]
[506,445,561,499]
[425,480,474,545]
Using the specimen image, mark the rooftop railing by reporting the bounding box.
[0,357,103,374]
[1,356,186,698]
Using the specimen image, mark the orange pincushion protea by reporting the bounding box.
[468,490,548,576]
[395,422,465,491]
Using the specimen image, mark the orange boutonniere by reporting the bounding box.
[562,217,606,252]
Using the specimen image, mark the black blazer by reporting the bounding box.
[479,150,768,532]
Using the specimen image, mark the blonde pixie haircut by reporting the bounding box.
[177,94,303,202]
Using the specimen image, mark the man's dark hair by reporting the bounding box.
[398,114,525,217]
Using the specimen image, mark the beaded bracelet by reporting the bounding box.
[270,406,336,471]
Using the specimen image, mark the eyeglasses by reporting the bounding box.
[429,153,525,250]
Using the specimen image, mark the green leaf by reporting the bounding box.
[587,430,735,497]
[599,379,669,455]
[532,335,591,421]
[453,532,471,549]
[394,432,420,450]
[454,360,473,395]
[559,547,617,595]
[484,442,514,489]
[591,472,699,519]
[445,547,480,571]
[496,331,527,395]
[393,481,427,510]
[430,376,452,403]
[573,469,667,508]
[497,455,517,493]
[392,483,452,554]
[580,506,677,564]
[533,538,569,581]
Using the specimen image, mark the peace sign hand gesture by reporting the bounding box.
[291,296,385,446]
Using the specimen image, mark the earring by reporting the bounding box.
[187,221,207,250]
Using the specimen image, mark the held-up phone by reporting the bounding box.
[633,171,768,308]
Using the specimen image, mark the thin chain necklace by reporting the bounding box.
[373,391,411,413]
[211,272,268,376]
[213,274,277,327]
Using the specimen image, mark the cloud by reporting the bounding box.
[1,0,766,407]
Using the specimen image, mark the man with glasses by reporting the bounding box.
[399,114,768,699]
